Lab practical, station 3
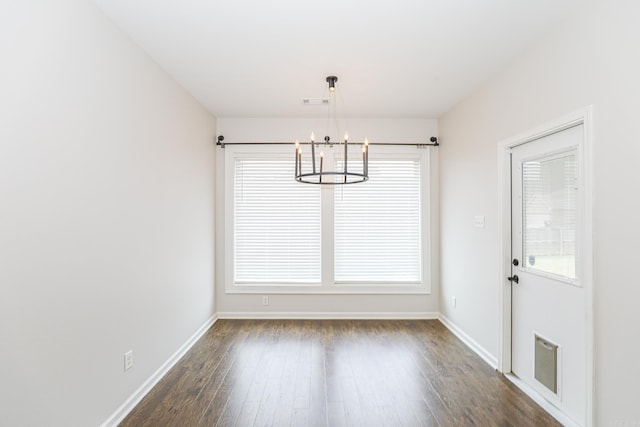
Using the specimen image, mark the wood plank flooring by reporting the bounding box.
[120,320,560,427]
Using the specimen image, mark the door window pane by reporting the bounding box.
[522,152,577,279]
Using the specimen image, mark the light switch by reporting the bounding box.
[474,215,485,228]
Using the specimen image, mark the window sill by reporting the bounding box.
[225,283,431,295]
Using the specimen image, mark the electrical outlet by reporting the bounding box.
[452,296,457,308]
[262,296,269,306]
[124,350,133,371]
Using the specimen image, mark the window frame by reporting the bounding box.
[223,143,432,295]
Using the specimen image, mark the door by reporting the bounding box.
[510,124,586,426]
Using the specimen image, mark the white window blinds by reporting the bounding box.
[234,157,321,283]
[522,151,577,279]
[334,158,422,283]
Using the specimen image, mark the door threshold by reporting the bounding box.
[504,373,581,427]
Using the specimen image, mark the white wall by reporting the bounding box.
[438,0,640,424]
[0,1,216,426]
[215,118,440,317]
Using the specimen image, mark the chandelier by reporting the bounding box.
[294,76,368,185]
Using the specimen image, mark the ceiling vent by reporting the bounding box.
[302,98,330,105]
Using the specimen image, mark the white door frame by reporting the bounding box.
[497,106,594,427]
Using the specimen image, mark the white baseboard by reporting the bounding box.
[100,312,503,427]
[504,373,580,427]
[438,314,498,369]
[216,311,439,320]
[100,312,575,427]
[100,315,218,427]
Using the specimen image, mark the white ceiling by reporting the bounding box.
[92,0,584,118]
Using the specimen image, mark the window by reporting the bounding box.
[334,158,422,283]
[234,156,321,283]
[522,150,578,279]
[224,145,431,294]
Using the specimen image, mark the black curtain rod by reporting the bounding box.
[216,135,439,148]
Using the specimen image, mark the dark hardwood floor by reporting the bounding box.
[120,319,560,427]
